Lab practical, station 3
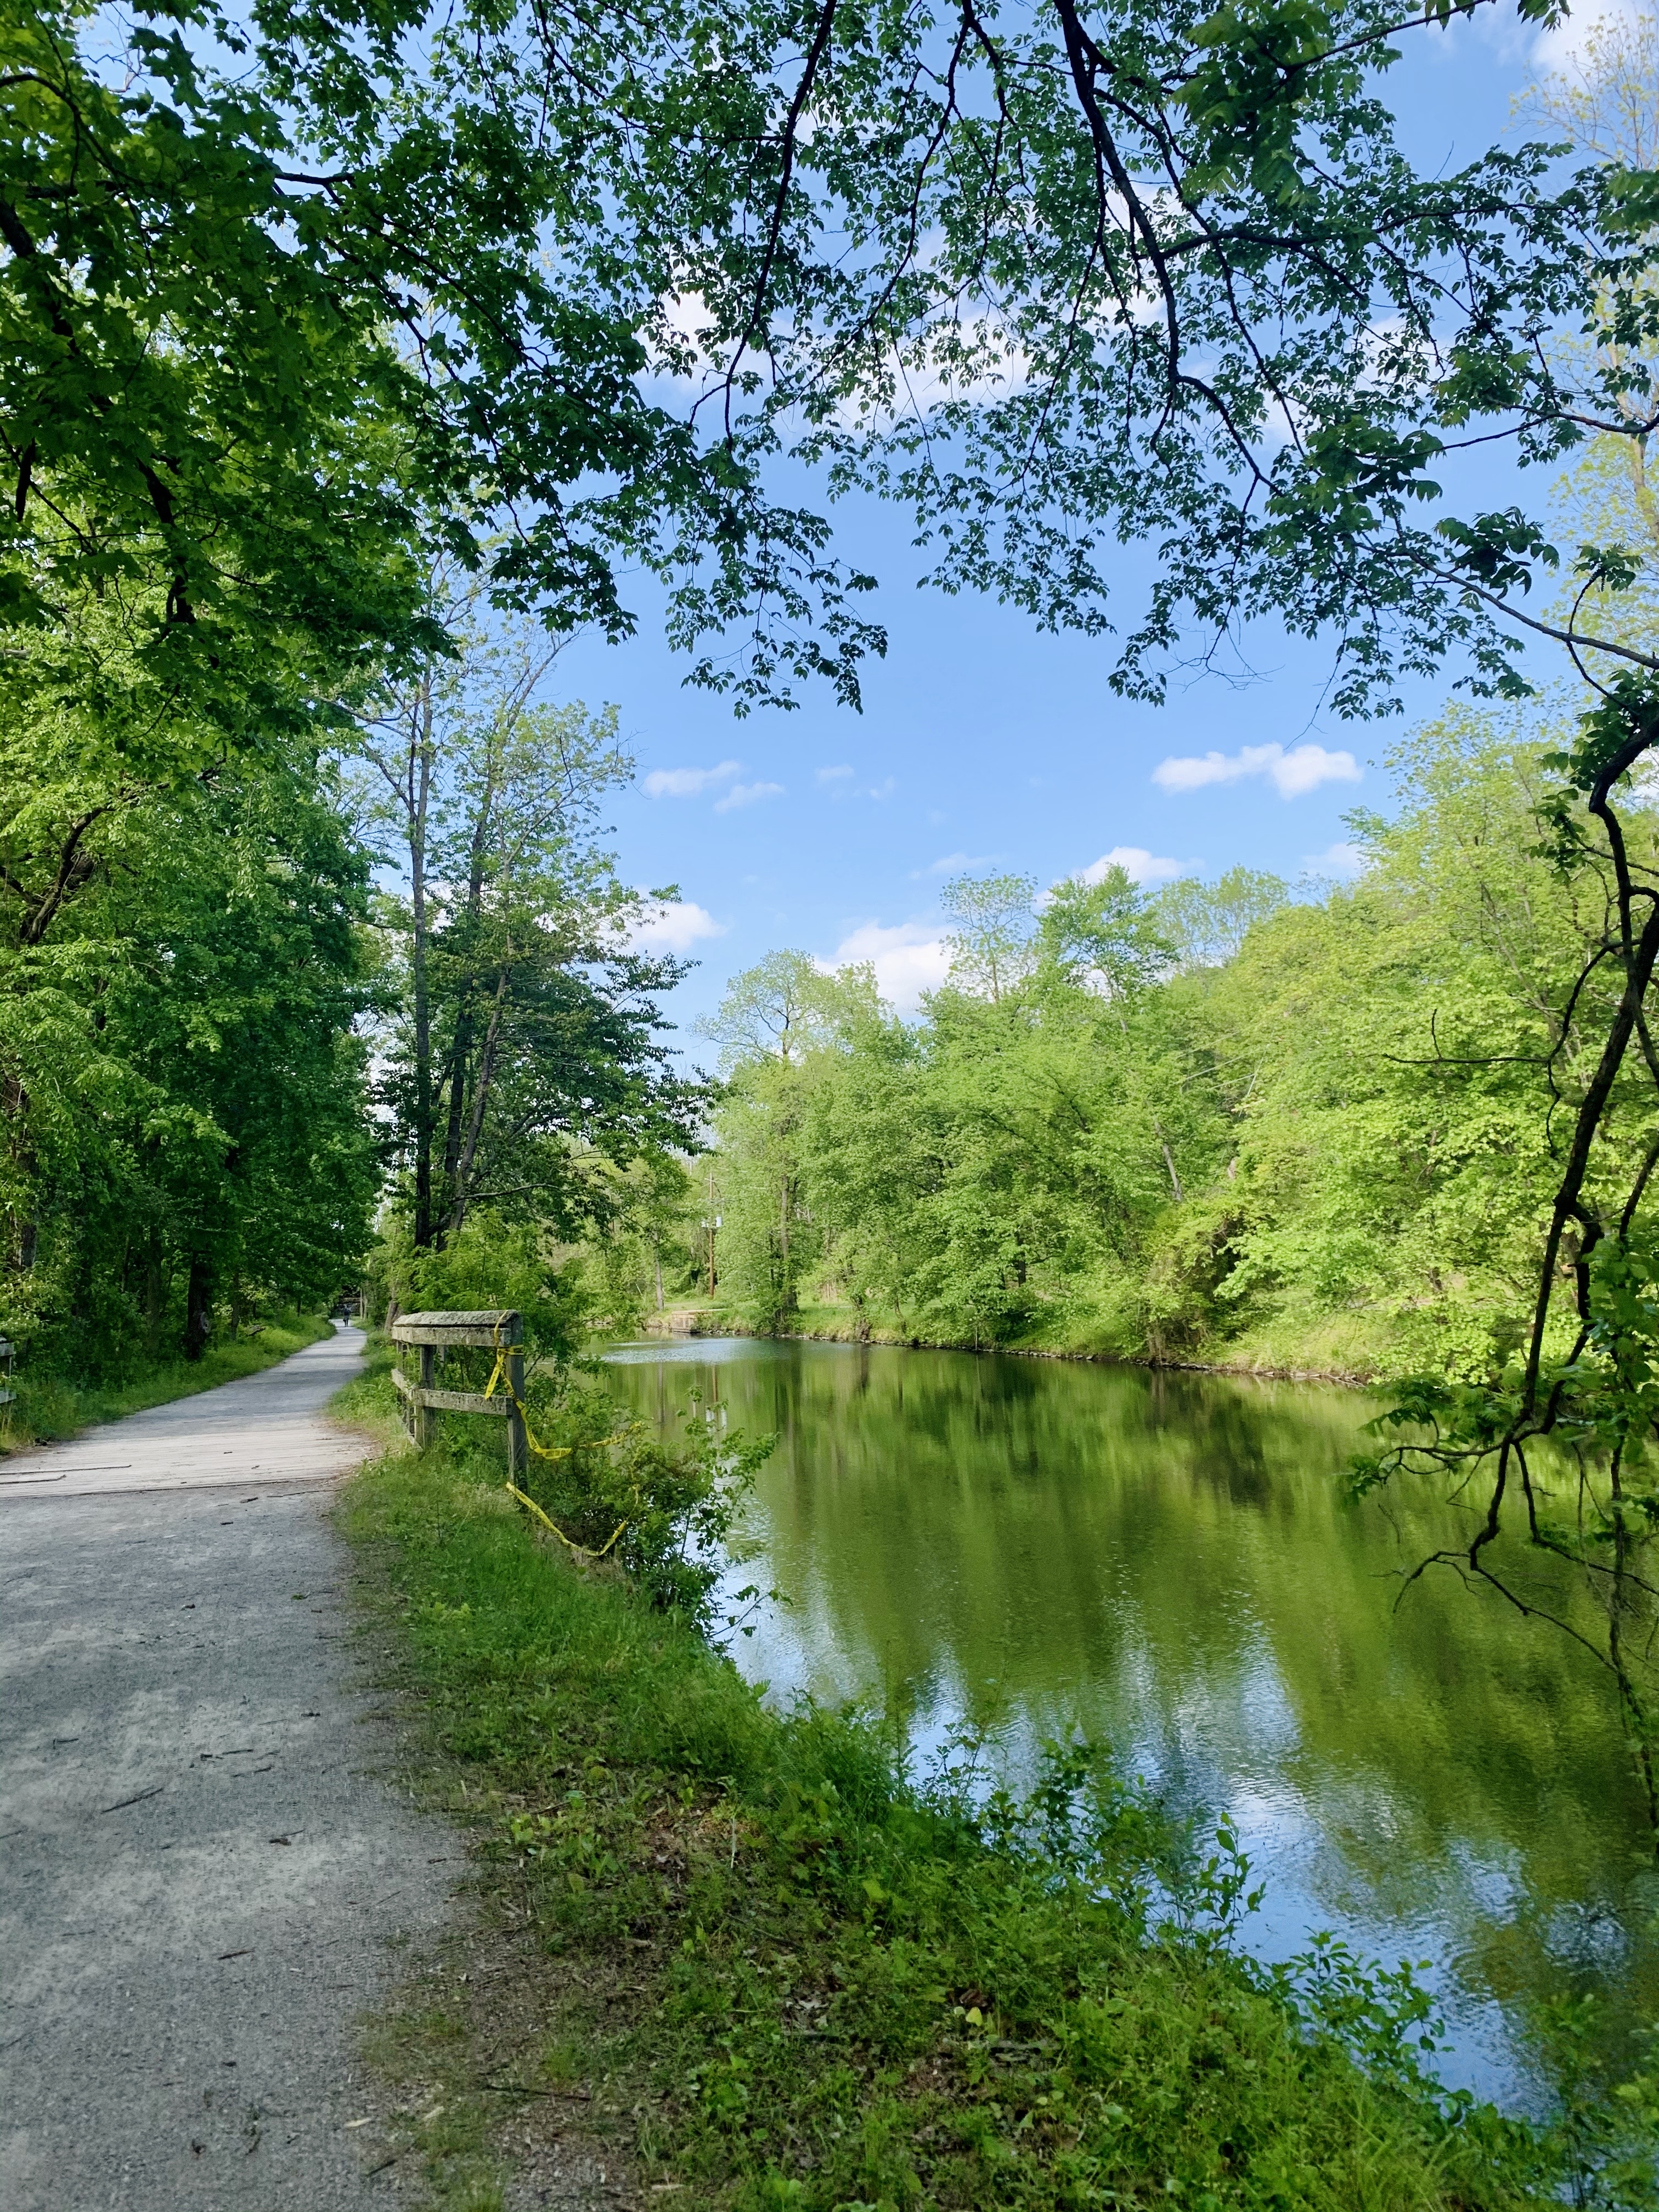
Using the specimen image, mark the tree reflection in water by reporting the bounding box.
[604,1335,1659,2112]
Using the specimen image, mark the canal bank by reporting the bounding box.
[635,1299,1398,1387]
[333,1337,1657,2209]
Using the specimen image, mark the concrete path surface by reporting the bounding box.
[0,1325,374,1498]
[1,1328,454,2209]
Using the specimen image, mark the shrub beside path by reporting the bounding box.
[0,1325,455,2210]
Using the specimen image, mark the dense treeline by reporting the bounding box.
[0,0,764,1379]
[694,707,1659,1383]
[0,580,698,1377]
[1,615,380,1369]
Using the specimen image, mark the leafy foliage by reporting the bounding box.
[358,608,701,1256]
[1,713,377,1370]
[2,0,884,733]
[704,868,1249,1348]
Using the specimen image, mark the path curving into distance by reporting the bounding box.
[0,1324,455,2210]
[0,1323,374,1498]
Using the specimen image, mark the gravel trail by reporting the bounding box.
[0,1327,452,2209]
[0,1325,375,1498]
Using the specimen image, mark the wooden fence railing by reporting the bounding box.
[390,1308,525,1476]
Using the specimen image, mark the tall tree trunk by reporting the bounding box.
[4,1074,38,1273]
[446,966,509,1237]
[184,1254,213,1362]
[439,1002,475,1227]
[778,1173,796,1318]
[410,676,437,1249]
[439,774,495,1227]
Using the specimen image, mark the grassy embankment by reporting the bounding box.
[334,1336,1576,2212]
[638,1296,1396,1384]
[0,1309,335,1456]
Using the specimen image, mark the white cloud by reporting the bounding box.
[828,919,951,1014]
[713,779,785,814]
[1079,845,1195,886]
[628,899,727,954]
[1303,841,1365,878]
[1532,0,1645,73]
[1152,742,1362,799]
[820,765,897,802]
[643,759,741,799]
[912,850,996,879]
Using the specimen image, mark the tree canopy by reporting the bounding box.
[1,0,888,749]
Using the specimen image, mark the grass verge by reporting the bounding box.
[0,1308,335,1455]
[336,1338,1606,2212]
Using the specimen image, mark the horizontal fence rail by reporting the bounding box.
[389,1308,525,1475]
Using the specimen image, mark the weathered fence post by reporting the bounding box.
[390,1310,526,1466]
[506,1339,526,1479]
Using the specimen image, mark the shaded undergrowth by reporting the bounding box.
[338,1355,1652,2212]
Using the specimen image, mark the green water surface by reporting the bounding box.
[602,1334,1659,2109]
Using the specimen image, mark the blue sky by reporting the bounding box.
[555,1,1623,1043]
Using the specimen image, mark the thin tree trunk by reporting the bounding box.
[4,1074,38,1272]
[439,765,496,1225]
[1108,998,1183,1201]
[1161,1140,1184,1204]
[778,1173,795,1317]
[447,966,509,1235]
[439,1011,475,1225]
[184,1254,213,1361]
[410,675,437,1249]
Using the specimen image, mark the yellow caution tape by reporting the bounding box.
[481,1331,571,1466]
[503,1481,630,1560]
[485,1321,632,1563]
